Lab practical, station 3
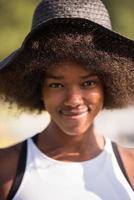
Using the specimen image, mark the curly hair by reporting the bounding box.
[0,23,134,113]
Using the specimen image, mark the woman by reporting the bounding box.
[0,0,134,199]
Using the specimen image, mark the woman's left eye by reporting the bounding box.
[82,80,97,88]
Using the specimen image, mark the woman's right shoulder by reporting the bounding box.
[0,143,23,181]
[0,143,24,200]
[0,142,22,158]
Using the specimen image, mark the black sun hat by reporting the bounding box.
[0,0,133,70]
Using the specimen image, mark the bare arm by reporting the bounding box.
[118,146,134,189]
[0,144,22,200]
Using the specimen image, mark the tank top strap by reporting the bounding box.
[6,140,27,200]
[105,137,133,191]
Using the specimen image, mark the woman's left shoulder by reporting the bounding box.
[118,145,134,163]
[118,144,134,188]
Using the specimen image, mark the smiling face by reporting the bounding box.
[42,61,104,136]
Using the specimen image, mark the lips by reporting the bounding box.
[60,108,88,117]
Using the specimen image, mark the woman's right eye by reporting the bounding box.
[48,83,64,88]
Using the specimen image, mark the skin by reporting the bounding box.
[39,61,104,161]
[0,61,134,200]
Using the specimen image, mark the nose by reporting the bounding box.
[64,87,83,107]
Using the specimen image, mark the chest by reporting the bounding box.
[13,157,134,200]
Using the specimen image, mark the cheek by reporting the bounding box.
[87,90,104,108]
[43,91,65,109]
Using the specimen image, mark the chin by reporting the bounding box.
[51,118,93,136]
[60,125,91,136]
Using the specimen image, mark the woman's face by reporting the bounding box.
[42,61,104,136]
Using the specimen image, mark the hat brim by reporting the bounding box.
[0,18,133,70]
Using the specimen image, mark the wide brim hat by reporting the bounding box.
[0,0,134,71]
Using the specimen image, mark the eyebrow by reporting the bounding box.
[45,75,64,80]
[45,73,97,80]
[81,73,97,79]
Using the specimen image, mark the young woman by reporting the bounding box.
[0,0,134,199]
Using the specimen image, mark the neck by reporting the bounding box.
[37,121,105,162]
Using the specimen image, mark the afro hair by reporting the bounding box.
[0,22,134,112]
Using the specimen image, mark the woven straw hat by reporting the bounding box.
[0,0,133,70]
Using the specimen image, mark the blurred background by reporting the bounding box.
[0,0,134,148]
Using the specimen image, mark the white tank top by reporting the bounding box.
[13,137,134,200]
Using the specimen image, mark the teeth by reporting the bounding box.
[60,110,87,116]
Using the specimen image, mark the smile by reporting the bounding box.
[60,109,88,119]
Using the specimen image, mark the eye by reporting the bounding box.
[48,83,64,88]
[82,80,97,88]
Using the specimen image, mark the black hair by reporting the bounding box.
[0,22,134,113]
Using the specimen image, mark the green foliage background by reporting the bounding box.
[0,0,134,60]
[0,0,38,59]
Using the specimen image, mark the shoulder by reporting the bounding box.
[0,142,23,160]
[0,143,24,200]
[118,145,134,166]
[0,143,23,182]
[117,144,134,188]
